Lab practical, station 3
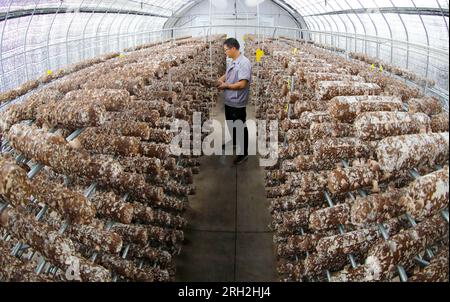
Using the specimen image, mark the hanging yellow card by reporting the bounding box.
[256,48,264,62]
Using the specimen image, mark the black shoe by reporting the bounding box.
[233,155,248,165]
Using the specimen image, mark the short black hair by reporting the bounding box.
[223,38,240,50]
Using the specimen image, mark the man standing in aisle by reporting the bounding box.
[217,37,252,165]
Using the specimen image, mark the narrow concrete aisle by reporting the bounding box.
[175,98,277,282]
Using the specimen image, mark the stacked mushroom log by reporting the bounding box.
[0,36,226,282]
[248,38,449,282]
[0,51,122,107]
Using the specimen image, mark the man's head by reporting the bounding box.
[223,38,240,59]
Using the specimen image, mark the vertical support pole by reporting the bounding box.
[435,0,449,92]
[358,0,378,58]
[24,0,40,82]
[82,1,104,61]
[0,0,14,92]
[66,0,86,66]
[411,0,430,93]
[95,0,118,57]
[257,2,260,45]
[372,0,393,64]
[389,0,409,69]
[107,1,127,53]
[46,1,63,72]
[346,0,366,53]
[118,8,132,51]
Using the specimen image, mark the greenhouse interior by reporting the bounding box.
[0,0,448,283]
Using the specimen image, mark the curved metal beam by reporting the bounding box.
[65,0,86,66]
[273,0,314,30]
[46,0,63,71]
[118,7,133,50]
[163,0,202,29]
[163,0,309,39]
[24,0,39,81]
[342,0,366,52]
[302,6,449,17]
[313,2,348,50]
[272,0,309,29]
[318,15,334,45]
[0,0,14,91]
[313,2,341,47]
[106,0,127,53]
[0,7,170,21]
[301,3,325,43]
[389,0,410,68]
[94,0,118,56]
[436,0,449,92]
[357,0,379,57]
[81,0,103,61]
[344,0,365,52]
[311,3,335,45]
[411,0,431,91]
[123,0,172,15]
[322,1,350,50]
[130,16,144,47]
[308,2,329,45]
[372,0,394,63]
[436,0,449,37]
[305,4,341,47]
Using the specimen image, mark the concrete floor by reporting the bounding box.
[175,98,277,282]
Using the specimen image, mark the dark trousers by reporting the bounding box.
[224,105,248,156]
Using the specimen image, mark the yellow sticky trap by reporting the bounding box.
[371,63,375,71]
[292,48,298,55]
[285,104,289,113]
[287,79,291,87]
[243,34,247,42]
[47,69,53,75]
[379,64,383,73]
[256,48,264,62]
[119,53,125,58]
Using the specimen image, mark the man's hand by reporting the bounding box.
[217,74,226,90]
[217,80,228,90]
